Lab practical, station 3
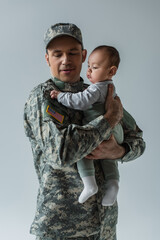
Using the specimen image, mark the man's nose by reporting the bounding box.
[62,54,70,64]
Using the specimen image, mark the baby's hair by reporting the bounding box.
[92,45,120,68]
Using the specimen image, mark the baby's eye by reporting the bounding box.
[93,66,98,69]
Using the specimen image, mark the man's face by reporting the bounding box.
[45,36,87,83]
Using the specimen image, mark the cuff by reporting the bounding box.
[121,142,132,163]
[88,115,112,141]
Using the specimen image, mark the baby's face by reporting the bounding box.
[87,49,111,84]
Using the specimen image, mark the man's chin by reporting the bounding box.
[60,75,80,83]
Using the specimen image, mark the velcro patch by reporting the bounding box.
[46,105,64,123]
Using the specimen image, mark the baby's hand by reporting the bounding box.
[50,90,61,99]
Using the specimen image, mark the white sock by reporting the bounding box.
[102,179,119,206]
[78,176,98,204]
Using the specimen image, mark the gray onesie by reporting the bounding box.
[57,80,123,181]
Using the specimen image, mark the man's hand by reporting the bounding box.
[86,135,125,160]
[86,84,124,160]
[50,90,61,99]
[104,84,123,127]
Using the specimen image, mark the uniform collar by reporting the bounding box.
[51,77,84,93]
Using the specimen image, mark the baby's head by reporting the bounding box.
[87,45,120,84]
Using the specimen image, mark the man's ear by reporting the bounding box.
[109,66,117,77]
[45,53,50,66]
[82,49,87,63]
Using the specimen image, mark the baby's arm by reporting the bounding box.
[50,85,101,110]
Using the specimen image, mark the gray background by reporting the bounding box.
[0,0,159,239]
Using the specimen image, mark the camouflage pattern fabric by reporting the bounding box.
[24,78,145,239]
[44,23,83,49]
[35,228,116,240]
[36,229,116,240]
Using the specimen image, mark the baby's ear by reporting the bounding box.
[109,66,117,77]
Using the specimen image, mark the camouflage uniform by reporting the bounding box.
[24,23,145,239]
[24,77,145,240]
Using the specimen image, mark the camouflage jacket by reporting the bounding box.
[24,78,145,239]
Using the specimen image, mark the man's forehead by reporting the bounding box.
[47,36,82,50]
[52,48,80,52]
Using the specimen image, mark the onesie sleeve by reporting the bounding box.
[57,84,101,110]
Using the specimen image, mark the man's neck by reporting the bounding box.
[51,77,84,93]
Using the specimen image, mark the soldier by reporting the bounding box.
[24,23,145,240]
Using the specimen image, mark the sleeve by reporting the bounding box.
[121,108,146,163]
[57,84,101,110]
[24,90,112,169]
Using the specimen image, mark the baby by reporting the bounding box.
[50,45,123,206]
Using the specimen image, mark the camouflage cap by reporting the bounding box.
[44,23,83,49]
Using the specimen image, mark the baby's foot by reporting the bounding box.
[78,176,98,203]
[78,186,98,203]
[102,179,119,206]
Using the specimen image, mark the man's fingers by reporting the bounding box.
[107,84,114,99]
[107,84,122,105]
[85,154,94,159]
[114,95,123,118]
[114,95,121,103]
[86,148,98,159]
[108,134,114,140]
[86,147,102,159]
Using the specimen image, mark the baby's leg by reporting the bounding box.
[77,158,98,203]
[100,160,119,206]
[100,123,124,206]
[112,123,124,144]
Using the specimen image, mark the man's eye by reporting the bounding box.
[54,54,61,57]
[69,52,78,55]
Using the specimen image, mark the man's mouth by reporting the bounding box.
[60,68,75,74]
